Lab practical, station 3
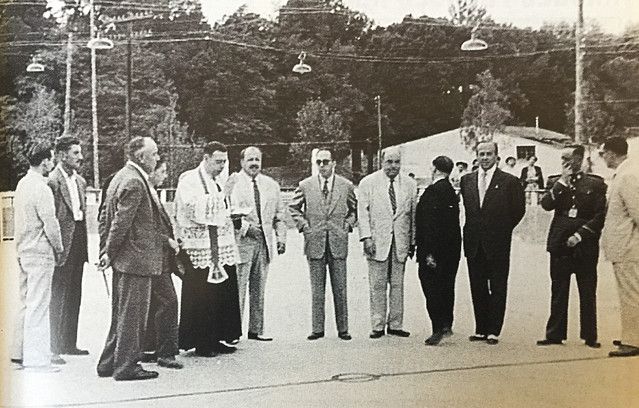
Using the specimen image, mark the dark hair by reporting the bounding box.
[477,141,499,156]
[568,144,585,157]
[603,137,628,156]
[125,136,148,160]
[456,161,468,169]
[432,155,454,174]
[505,156,516,163]
[27,142,53,166]
[204,141,228,156]
[239,145,260,160]
[54,136,81,153]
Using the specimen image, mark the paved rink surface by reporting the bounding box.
[1,208,638,407]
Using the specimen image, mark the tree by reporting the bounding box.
[291,99,349,173]
[461,69,512,147]
[448,0,489,27]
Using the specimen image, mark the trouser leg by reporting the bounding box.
[387,250,406,331]
[11,258,28,360]
[151,274,179,358]
[614,262,639,347]
[308,256,327,334]
[419,261,442,333]
[576,262,598,342]
[328,257,348,334]
[545,255,570,341]
[97,272,120,375]
[467,252,490,335]
[487,256,510,336]
[367,258,389,332]
[248,239,269,335]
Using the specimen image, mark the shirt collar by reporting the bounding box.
[320,172,334,184]
[432,174,447,184]
[240,169,260,182]
[479,164,497,179]
[127,160,149,180]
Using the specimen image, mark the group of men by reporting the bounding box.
[11,134,639,378]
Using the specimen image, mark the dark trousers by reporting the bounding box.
[467,247,510,336]
[97,270,152,379]
[50,222,87,354]
[418,257,459,334]
[545,254,598,342]
[143,273,179,358]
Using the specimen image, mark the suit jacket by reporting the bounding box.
[229,170,287,263]
[540,172,607,257]
[358,170,417,263]
[289,174,357,260]
[460,167,526,260]
[520,165,544,189]
[602,159,639,262]
[415,178,461,264]
[47,166,88,266]
[99,163,164,276]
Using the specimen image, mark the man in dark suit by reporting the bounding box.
[48,136,89,360]
[537,145,607,348]
[416,156,461,346]
[288,149,358,341]
[97,136,177,381]
[460,141,526,345]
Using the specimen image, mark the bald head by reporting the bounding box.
[381,147,401,179]
[240,146,262,178]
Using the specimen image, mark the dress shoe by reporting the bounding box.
[213,342,237,354]
[248,332,273,342]
[63,348,89,356]
[537,339,564,346]
[442,328,454,338]
[194,349,217,357]
[51,355,66,365]
[387,329,410,337]
[97,369,113,378]
[369,330,385,339]
[425,332,443,346]
[141,352,157,363]
[307,332,325,340]
[585,339,601,349]
[468,334,487,342]
[486,335,499,345]
[157,357,184,369]
[11,358,23,365]
[338,332,352,341]
[226,338,240,345]
[613,339,623,346]
[609,345,639,358]
[114,367,159,381]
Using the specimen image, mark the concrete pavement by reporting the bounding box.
[1,207,638,407]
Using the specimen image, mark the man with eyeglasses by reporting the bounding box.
[289,149,357,341]
[358,147,417,339]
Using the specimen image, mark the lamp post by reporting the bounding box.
[374,95,382,169]
[575,0,585,145]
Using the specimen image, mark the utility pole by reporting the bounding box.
[374,95,382,169]
[63,32,73,135]
[125,21,132,139]
[90,0,100,188]
[575,0,585,145]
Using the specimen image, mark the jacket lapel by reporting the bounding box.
[470,171,480,211]
[482,168,503,209]
[327,176,343,215]
[55,168,74,213]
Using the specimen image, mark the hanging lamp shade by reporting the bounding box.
[292,51,311,74]
[87,37,114,50]
[26,59,45,73]
[461,31,488,51]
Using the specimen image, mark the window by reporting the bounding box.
[516,145,536,160]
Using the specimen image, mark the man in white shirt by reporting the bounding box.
[47,136,89,360]
[12,142,64,372]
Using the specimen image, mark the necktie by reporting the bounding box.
[479,171,487,207]
[389,178,397,215]
[252,177,263,226]
[322,179,329,198]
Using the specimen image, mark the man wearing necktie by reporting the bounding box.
[358,147,417,339]
[537,145,607,348]
[48,136,89,361]
[289,149,357,341]
[460,141,525,345]
[229,146,287,341]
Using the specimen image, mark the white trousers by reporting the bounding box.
[613,261,639,348]
[12,256,55,367]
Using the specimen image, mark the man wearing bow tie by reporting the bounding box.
[460,141,525,345]
[537,145,607,348]
[289,149,357,341]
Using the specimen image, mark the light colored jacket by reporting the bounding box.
[14,169,63,259]
[47,166,88,265]
[229,170,287,263]
[358,170,417,262]
[602,159,639,262]
[289,174,357,260]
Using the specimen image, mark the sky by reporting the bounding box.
[200,0,638,34]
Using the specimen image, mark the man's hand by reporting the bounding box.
[277,241,286,255]
[425,254,437,268]
[98,253,111,271]
[246,225,262,239]
[408,244,416,259]
[168,238,180,254]
[363,238,376,257]
[55,251,65,267]
[566,233,582,248]
[559,159,572,186]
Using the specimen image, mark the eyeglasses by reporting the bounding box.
[316,159,332,166]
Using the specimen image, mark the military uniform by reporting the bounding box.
[540,172,607,344]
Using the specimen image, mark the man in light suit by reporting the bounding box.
[460,141,525,345]
[48,136,89,359]
[229,146,287,341]
[12,142,63,372]
[97,137,178,381]
[289,149,357,341]
[600,137,639,357]
[358,147,417,339]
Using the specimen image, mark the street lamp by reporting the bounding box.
[86,35,114,50]
[26,56,45,73]
[292,51,312,74]
[461,25,488,51]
